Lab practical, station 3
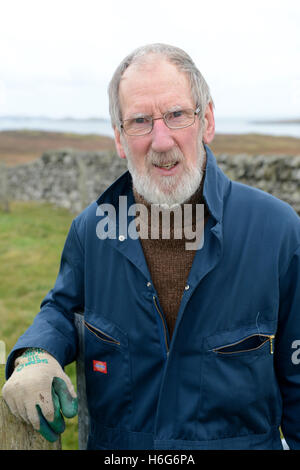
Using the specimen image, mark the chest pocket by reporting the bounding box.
[84,321,122,346]
[212,333,275,355]
[197,323,281,440]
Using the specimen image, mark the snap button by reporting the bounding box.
[147,282,152,287]
[119,235,125,242]
[185,284,190,291]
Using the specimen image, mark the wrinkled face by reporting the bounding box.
[114,56,215,205]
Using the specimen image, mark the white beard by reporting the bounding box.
[124,139,206,207]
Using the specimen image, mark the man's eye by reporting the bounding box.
[167,110,184,121]
[172,111,183,118]
[135,117,147,124]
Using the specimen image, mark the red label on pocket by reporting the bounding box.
[93,360,107,374]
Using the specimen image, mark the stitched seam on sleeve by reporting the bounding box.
[72,219,85,257]
[279,243,300,280]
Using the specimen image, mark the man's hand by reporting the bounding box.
[1,348,78,442]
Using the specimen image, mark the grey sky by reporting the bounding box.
[0,0,299,119]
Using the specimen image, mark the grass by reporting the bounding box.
[210,133,300,156]
[0,130,116,166]
[0,201,78,449]
[1,130,300,167]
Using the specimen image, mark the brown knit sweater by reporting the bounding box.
[133,175,209,339]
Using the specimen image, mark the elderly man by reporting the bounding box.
[2,44,300,450]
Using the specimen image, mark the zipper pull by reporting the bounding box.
[269,335,275,354]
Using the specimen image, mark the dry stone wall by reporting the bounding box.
[217,153,300,214]
[2,149,300,215]
[4,149,127,213]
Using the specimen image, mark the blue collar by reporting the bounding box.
[202,144,231,223]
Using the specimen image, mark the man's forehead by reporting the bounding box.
[121,54,182,82]
[119,55,192,112]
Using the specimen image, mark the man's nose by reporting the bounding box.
[150,118,175,153]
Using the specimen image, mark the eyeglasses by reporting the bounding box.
[120,106,201,136]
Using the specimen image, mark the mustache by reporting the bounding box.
[146,148,184,166]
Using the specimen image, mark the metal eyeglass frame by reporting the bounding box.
[120,106,201,136]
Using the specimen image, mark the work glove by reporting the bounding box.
[1,348,78,442]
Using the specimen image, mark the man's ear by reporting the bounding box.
[114,127,127,159]
[202,102,215,144]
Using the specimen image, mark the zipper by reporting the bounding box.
[213,333,275,355]
[153,295,169,355]
[84,320,120,346]
[269,334,275,354]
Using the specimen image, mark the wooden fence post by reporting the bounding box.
[0,162,10,213]
[0,357,61,450]
[77,156,88,212]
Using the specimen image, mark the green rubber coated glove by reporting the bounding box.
[2,348,78,442]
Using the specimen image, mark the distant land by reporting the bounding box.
[1,115,299,124]
[0,115,109,122]
[1,115,300,140]
[251,118,300,125]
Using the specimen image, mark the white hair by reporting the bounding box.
[108,43,213,131]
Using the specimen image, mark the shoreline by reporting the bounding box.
[0,129,299,167]
[251,119,300,125]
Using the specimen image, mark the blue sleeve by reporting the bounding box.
[5,219,85,378]
[276,244,300,449]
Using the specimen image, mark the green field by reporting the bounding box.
[0,201,78,450]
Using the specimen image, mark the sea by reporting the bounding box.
[0,116,299,139]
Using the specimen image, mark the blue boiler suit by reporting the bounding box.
[6,146,300,449]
